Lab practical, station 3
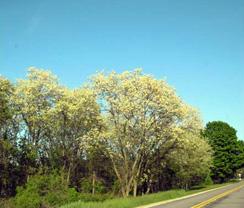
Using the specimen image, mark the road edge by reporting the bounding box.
[136,183,236,208]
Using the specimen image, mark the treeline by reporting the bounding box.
[0,68,243,207]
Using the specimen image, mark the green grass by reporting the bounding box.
[61,182,237,208]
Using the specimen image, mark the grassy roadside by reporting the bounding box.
[61,181,240,208]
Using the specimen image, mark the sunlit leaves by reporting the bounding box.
[169,132,213,187]
[1,67,214,198]
[12,67,63,146]
[89,69,205,196]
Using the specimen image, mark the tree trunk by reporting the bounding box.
[121,186,128,197]
[185,182,188,191]
[92,171,95,195]
[67,165,71,183]
[121,182,132,197]
[146,180,151,195]
[133,179,137,197]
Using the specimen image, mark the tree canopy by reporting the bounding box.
[203,121,244,182]
[1,68,242,207]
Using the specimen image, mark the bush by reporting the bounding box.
[3,173,81,208]
[204,174,214,186]
[7,191,42,208]
[81,181,106,194]
[3,173,110,208]
[68,188,80,202]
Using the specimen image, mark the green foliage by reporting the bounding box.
[2,68,243,205]
[0,77,13,126]
[203,121,244,182]
[81,181,93,193]
[9,187,43,208]
[68,188,80,202]
[90,69,203,197]
[95,182,106,193]
[204,174,214,186]
[81,180,106,193]
[167,132,213,190]
[4,173,80,208]
[0,77,26,199]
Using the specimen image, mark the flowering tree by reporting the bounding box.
[168,132,213,190]
[12,68,102,182]
[89,69,202,197]
[48,87,102,182]
[12,67,62,150]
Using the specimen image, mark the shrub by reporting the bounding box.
[204,174,214,186]
[3,173,111,208]
[4,173,80,208]
[8,191,42,208]
[81,181,106,194]
[68,188,80,202]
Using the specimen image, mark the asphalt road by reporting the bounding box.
[148,181,244,208]
[205,184,244,208]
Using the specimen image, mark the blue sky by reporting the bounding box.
[1,0,243,139]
